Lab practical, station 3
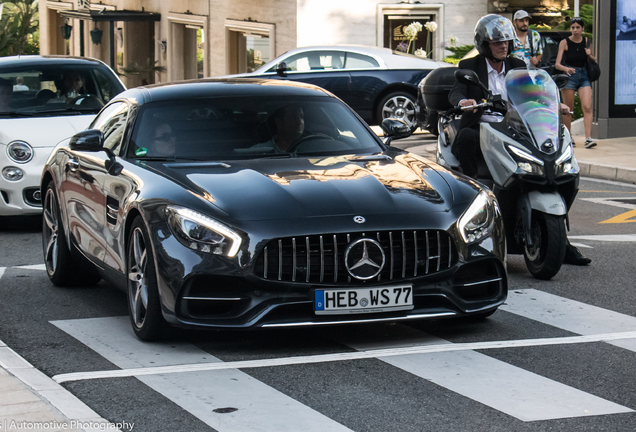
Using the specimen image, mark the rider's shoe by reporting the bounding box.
[563,244,591,265]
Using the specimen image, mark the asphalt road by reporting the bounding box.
[1,177,636,432]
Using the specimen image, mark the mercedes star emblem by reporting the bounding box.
[344,238,385,280]
[353,216,366,224]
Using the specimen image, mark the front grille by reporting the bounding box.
[255,230,457,285]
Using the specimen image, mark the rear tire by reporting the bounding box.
[127,216,169,341]
[42,181,100,286]
[523,212,566,280]
[376,91,418,132]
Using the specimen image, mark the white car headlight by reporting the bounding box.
[457,191,498,244]
[7,141,34,163]
[166,206,242,257]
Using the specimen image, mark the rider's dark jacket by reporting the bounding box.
[448,54,526,130]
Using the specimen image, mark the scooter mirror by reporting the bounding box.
[455,69,480,85]
[553,74,570,89]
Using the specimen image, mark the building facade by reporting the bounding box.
[40,0,581,87]
[40,0,297,86]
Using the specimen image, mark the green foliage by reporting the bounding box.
[443,57,461,65]
[573,94,582,120]
[0,0,39,56]
[444,44,475,59]
[120,58,166,84]
[554,4,594,38]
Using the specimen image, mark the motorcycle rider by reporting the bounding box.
[449,14,591,266]
[448,15,526,180]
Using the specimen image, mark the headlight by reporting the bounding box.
[7,141,34,163]
[2,166,24,181]
[506,144,544,176]
[457,191,498,244]
[555,144,579,176]
[165,206,242,257]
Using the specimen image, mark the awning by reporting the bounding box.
[59,9,161,23]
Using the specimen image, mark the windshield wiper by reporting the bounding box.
[134,156,178,162]
[0,111,36,117]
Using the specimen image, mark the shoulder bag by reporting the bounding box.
[585,37,601,82]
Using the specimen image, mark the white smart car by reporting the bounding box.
[0,56,125,215]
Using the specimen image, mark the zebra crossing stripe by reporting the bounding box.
[52,317,353,432]
[502,289,636,353]
[333,324,632,421]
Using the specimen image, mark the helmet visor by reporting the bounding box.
[477,15,515,42]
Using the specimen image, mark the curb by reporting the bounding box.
[0,338,121,432]
[577,161,636,185]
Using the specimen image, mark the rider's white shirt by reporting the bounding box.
[482,61,506,123]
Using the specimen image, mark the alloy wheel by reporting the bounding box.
[382,95,416,129]
[128,227,149,328]
[43,189,59,276]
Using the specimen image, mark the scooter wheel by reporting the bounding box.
[523,212,567,280]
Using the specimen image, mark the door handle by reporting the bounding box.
[67,158,80,172]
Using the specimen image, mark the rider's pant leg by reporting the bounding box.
[454,127,481,178]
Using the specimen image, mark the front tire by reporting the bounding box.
[376,91,418,132]
[127,216,168,341]
[523,212,566,280]
[42,181,99,286]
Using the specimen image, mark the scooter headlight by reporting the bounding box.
[457,191,499,244]
[165,206,242,257]
[506,145,545,176]
[555,144,579,176]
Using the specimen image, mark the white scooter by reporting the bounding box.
[423,67,580,280]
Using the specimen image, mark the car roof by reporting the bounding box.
[0,55,110,68]
[115,78,334,104]
[255,44,447,72]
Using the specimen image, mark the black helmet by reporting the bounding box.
[474,14,515,62]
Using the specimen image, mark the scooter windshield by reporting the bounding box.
[505,68,560,153]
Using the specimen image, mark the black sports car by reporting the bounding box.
[41,78,507,341]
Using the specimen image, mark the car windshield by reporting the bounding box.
[0,64,124,117]
[127,96,384,160]
[505,68,560,151]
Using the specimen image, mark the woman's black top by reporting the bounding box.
[563,37,587,67]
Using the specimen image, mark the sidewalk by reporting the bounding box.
[571,134,636,184]
[0,338,119,432]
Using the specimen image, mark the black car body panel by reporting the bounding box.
[232,45,451,128]
[43,78,507,334]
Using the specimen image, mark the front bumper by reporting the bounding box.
[0,146,53,215]
[150,216,507,330]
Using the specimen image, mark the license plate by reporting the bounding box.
[314,285,414,315]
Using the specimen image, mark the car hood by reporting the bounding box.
[160,154,454,221]
[0,115,94,148]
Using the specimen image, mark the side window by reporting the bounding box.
[345,53,380,69]
[92,69,119,104]
[91,102,129,155]
[273,51,345,72]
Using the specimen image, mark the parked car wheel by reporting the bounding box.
[42,181,100,287]
[376,92,418,132]
[127,216,169,341]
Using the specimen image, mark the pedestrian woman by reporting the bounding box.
[555,17,597,148]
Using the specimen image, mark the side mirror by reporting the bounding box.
[381,118,411,142]
[69,129,104,152]
[276,62,288,77]
[455,69,480,86]
[553,74,570,89]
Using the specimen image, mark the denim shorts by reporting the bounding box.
[563,66,591,90]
